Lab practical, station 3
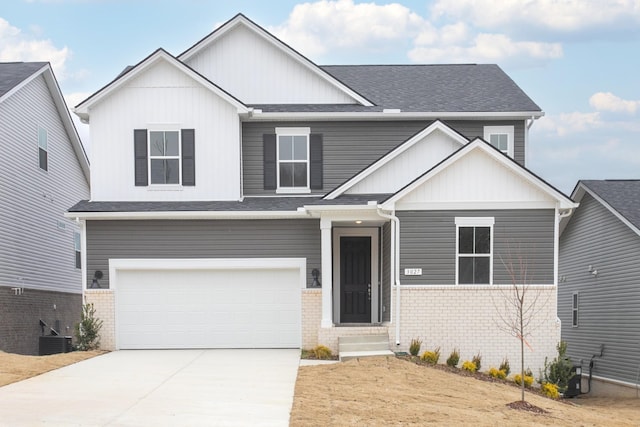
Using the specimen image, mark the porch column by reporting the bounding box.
[320,217,333,328]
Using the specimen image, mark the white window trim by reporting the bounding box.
[455,217,494,285]
[484,125,514,158]
[572,292,579,327]
[276,127,311,194]
[38,126,48,171]
[148,128,182,186]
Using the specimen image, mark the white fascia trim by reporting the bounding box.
[249,111,544,121]
[179,16,372,107]
[395,201,559,211]
[578,184,640,237]
[75,50,249,120]
[325,121,469,200]
[303,204,379,213]
[455,216,495,226]
[64,210,309,220]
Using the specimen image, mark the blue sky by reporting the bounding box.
[2,0,639,194]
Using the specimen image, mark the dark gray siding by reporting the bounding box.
[398,210,555,285]
[86,219,321,288]
[382,222,391,322]
[242,120,525,195]
[559,194,640,385]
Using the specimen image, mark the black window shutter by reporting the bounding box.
[182,129,195,186]
[134,129,148,186]
[309,133,323,190]
[263,134,277,190]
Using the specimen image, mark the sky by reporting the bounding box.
[1,0,639,194]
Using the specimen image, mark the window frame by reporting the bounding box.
[455,217,495,285]
[74,231,81,269]
[572,292,579,327]
[148,128,182,186]
[38,126,48,171]
[275,127,310,193]
[484,126,514,158]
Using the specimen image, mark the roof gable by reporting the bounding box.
[325,121,468,199]
[74,49,248,122]
[383,138,576,210]
[178,14,372,106]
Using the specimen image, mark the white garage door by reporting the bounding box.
[115,262,302,349]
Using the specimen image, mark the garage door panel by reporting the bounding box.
[116,266,301,349]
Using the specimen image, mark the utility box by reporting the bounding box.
[39,336,73,356]
[564,364,582,398]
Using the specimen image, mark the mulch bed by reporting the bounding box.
[507,400,549,414]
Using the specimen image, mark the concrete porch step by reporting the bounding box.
[339,350,395,362]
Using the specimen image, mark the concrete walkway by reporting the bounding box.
[0,349,300,426]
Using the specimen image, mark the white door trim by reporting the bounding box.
[332,228,380,324]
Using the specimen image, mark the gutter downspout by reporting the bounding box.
[377,207,401,346]
[525,115,537,168]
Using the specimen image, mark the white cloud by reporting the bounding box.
[269,0,425,57]
[536,112,602,136]
[431,0,640,34]
[0,17,71,78]
[589,92,640,114]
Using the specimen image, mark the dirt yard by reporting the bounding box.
[290,356,640,426]
[0,350,103,387]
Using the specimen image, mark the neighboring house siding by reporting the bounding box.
[559,193,640,385]
[382,222,391,322]
[0,75,89,294]
[242,120,525,195]
[398,209,555,285]
[86,219,321,287]
[89,60,241,201]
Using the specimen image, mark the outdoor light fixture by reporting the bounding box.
[311,268,321,287]
[355,220,362,224]
[91,270,103,288]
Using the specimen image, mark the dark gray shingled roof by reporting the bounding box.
[318,64,541,113]
[580,180,640,230]
[0,62,48,98]
[68,194,390,213]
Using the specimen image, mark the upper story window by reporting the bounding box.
[38,126,48,171]
[484,126,514,157]
[74,231,81,269]
[276,127,310,192]
[455,217,494,285]
[149,130,180,185]
[572,292,579,327]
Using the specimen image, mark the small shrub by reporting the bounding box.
[409,338,422,356]
[446,348,460,368]
[541,382,560,399]
[499,357,511,376]
[421,347,441,364]
[75,303,103,351]
[472,353,482,371]
[542,341,574,393]
[462,360,477,373]
[312,345,333,360]
[514,374,534,388]
[488,367,507,380]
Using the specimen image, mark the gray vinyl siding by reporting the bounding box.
[382,222,391,322]
[242,120,525,195]
[0,75,89,294]
[86,219,321,288]
[559,193,640,385]
[398,210,555,285]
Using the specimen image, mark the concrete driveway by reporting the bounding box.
[0,349,300,426]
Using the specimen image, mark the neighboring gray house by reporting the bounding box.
[0,62,90,355]
[559,180,640,397]
[69,14,576,374]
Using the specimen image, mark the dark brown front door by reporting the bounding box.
[340,236,371,323]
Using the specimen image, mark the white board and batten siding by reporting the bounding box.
[90,59,241,201]
[183,24,355,105]
[111,258,305,349]
[0,75,89,293]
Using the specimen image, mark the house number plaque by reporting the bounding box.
[404,268,422,276]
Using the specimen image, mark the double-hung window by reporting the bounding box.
[276,127,309,192]
[38,126,48,171]
[149,130,180,185]
[572,293,579,327]
[74,231,81,269]
[456,217,494,285]
[484,126,514,157]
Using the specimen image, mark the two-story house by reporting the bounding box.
[69,14,575,372]
[0,62,90,355]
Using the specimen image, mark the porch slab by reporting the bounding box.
[339,350,395,362]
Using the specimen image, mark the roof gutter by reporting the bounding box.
[64,209,310,221]
[247,111,545,122]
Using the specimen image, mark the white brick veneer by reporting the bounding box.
[84,290,115,351]
[389,285,560,376]
[301,289,322,349]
